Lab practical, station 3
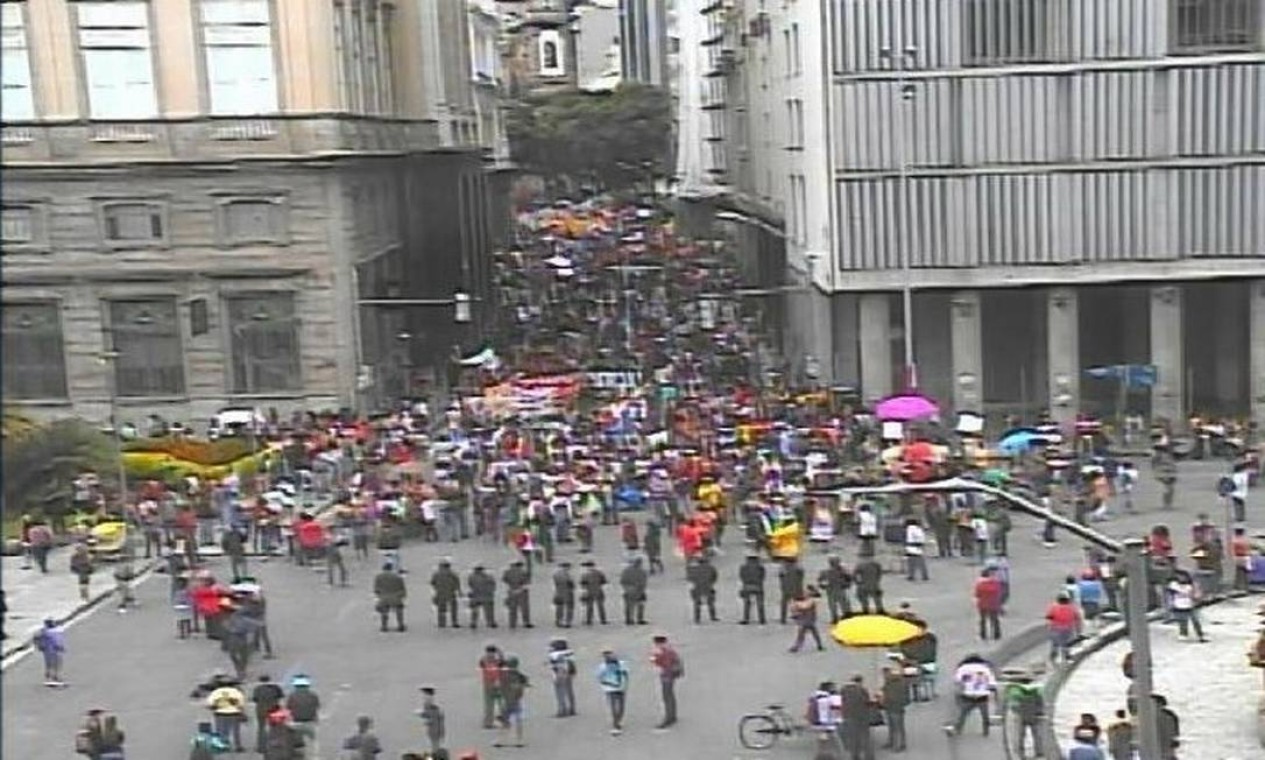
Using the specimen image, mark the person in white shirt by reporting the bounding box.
[904,519,929,582]
[856,504,879,558]
[970,514,991,565]
[945,654,997,738]
[1230,463,1250,523]
[1167,570,1207,642]
[809,682,846,756]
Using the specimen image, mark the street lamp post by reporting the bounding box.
[881,45,918,390]
[97,349,128,509]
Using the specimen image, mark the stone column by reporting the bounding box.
[858,293,893,402]
[1047,287,1080,429]
[950,291,984,413]
[1251,280,1265,425]
[1149,285,1185,425]
[833,293,860,388]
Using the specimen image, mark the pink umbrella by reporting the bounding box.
[875,394,940,422]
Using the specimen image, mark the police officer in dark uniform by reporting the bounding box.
[502,559,533,629]
[738,552,767,625]
[579,560,608,625]
[467,564,498,629]
[552,561,577,627]
[430,558,462,628]
[817,555,853,623]
[778,559,805,625]
[619,557,649,625]
[687,555,719,623]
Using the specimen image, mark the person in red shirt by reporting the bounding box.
[1045,592,1081,664]
[1231,526,1254,591]
[973,569,1004,641]
[295,515,327,565]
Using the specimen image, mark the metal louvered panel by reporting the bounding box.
[1174,65,1263,156]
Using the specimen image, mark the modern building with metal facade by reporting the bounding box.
[680,0,1265,425]
[1,0,507,424]
[620,0,670,86]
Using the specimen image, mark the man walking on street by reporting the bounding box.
[880,666,908,751]
[431,559,461,628]
[818,556,852,623]
[580,561,608,625]
[974,568,1004,641]
[778,559,805,624]
[373,563,407,633]
[285,675,322,758]
[651,634,684,729]
[468,565,498,629]
[904,518,929,582]
[596,648,631,735]
[416,686,446,755]
[251,674,285,754]
[503,559,534,629]
[620,558,649,625]
[739,553,767,625]
[839,674,876,760]
[478,645,504,729]
[547,638,577,717]
[854,556,885,615]
[553,561,577,627]
[687,556,719,623]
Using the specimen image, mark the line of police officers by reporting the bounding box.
[402,552,888,631]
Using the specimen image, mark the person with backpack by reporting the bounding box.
[35,617,67,687]
[77,710,126,760]
[547,638,578,717]
[493,657,529,748]
[650,634,683,728]
[70,543,95,602]
[188,721,231,760]
[596,649,631,735]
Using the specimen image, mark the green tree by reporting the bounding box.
[2,418,119,521]
[506,83,673,193]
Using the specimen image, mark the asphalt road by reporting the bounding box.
[1,460,1240,760]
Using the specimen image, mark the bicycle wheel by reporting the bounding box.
[739,713,780,750]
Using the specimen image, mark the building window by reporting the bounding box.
[1,3,35,121]
[76,1,158,119]
[226,293,301,394]
[100,201,166,247]
[791,24,801,75]
[200,0,278,115]
[539,30,564,76]
[106,299,185,397]
[216,196,288,246]
[2,302,68,400]
[333,0,392,113]
[1,204,39,246]
[963,0,1052,66]
[1171,0,1260,53]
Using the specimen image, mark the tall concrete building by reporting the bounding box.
[619,0,669,86]
[1,0,504,423]
[678,0,1265,424]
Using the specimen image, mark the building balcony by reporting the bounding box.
[0,115,442,167]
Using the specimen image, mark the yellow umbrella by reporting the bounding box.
[830,614,923,649]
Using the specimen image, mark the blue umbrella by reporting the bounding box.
[997,429,1045,455]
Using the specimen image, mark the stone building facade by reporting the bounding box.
[1,0,504,424]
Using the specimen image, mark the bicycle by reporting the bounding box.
[738,703,806,750]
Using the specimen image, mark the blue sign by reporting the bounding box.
[1084,364,1157,388]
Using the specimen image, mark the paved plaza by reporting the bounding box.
[1054,596,1263,760]
[1,461,1251,760]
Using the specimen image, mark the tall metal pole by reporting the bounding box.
[100,350,128,509]
[885,46,918,390]
[1124,537,1163,760]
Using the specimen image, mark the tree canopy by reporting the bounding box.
[3,418,118,520]
[506,83,673,193]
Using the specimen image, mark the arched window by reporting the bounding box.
[542,40,558,70]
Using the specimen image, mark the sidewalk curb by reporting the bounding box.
[1034,593,1253,760]
[1,559,159,666]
